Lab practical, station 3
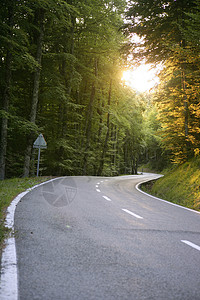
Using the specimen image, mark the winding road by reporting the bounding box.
[3,174,200,299]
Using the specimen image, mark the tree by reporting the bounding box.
[23,0,77,176]
[126,0,200,163]
[23,5,45,177]
[0,0,36,179]
[0,1,13,180]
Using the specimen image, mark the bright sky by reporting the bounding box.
[122,63,160,93]
[121,33,161,93]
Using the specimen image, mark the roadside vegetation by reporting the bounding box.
[141,158,200,212]
[0,177,51,250]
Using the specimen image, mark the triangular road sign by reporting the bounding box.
[33,133,47,149]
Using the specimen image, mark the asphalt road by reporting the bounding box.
[14,174,200,300]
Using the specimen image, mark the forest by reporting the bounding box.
[1,0,200,180]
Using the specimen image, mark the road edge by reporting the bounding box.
[0,177,62,300]
[136,176,200,215]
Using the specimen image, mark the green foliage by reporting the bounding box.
[127,0,200,164]
[144,158,200,211]
[0,0,162,179]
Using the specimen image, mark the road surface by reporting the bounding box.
[14,174,200,300]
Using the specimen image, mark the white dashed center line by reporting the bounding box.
[103,196,111,201]
[181,240,200,252]
[122,209,143,219]
[96,189,101,193]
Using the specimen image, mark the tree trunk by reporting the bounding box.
[66,15,75,96]
[181,68,190,159]
[0,4,13,180]
[97,79,112,176]
[0,51,12,180]
[82,59,98,175]
[23,13,44,177]
[131,156,138,175]
[83,82,96,175]
[97,94,104,141]
[181,69,189,137]
[180,3,189,157]
[58,14,76,139]
[111,124,117,167]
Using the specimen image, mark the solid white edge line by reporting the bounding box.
[181,240,200,252]
[136,178,200,215]
[122,209,143,219]
[102,196,111,201]
[0,177,64,300]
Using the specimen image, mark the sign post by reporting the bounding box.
[33,133,47,176]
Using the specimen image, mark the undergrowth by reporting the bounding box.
[141,158,200,211]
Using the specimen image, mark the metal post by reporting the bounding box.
[36,147,41,177]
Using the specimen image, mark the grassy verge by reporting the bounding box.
[0,176,53,250]
[141,158,200,211]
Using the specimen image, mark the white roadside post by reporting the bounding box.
[33,133,47,176]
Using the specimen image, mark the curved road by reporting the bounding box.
[13,174,200,299]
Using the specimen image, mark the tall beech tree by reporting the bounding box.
[0,1,14,180]
[23,6,45,177]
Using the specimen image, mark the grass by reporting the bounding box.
[141,158,200,211]
[0,176,53,250]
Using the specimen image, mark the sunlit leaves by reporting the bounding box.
[127,0,200,163]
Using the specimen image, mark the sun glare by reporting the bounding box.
[122,64,160,93]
